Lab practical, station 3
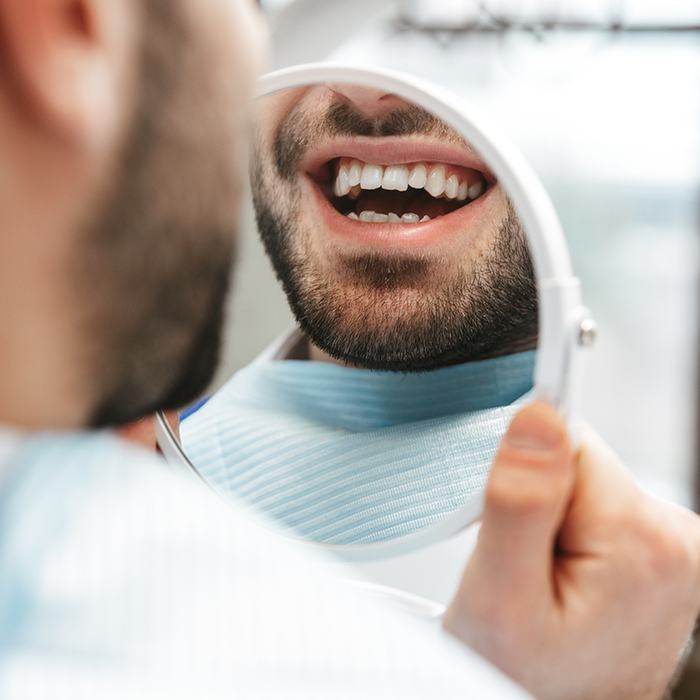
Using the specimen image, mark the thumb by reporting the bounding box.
[471,401,575,598]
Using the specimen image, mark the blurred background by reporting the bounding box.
[224,0,700,507]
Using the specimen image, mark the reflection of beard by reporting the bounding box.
[84,2,240,427]
[252,99,538,372]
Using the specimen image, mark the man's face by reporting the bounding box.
[252,85,537,371]
[83,0,266,425]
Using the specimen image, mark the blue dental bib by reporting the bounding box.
[181,351,534,545]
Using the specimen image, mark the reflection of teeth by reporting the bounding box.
[334,167,350,197]
[468,181,484,199]
[408,163,427,189]
[359,164,383,190]
[349,210,429,224]
[333,158,487,204]
[347,160,362,187]
[382,165,409,191]
[426,165,446,198]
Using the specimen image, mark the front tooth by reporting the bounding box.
[360,164,383,190]
[468,181,484,199]
[348,184,361,199]
[359,210,375,222]
[347,212,359,220]
[334,167,350,197]
[425,165,446,197]
[372,213,389,223]
[347,160,362,187]
[408,163,427,189]
[382,165,409,191]
[457,181,469,201]
[388,212,401,223]
[445,174,459,199]
[420,215,431,222]
[401,213,419,223]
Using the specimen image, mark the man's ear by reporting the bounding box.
[0,0,133,145]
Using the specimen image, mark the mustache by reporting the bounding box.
[272,100,460,182]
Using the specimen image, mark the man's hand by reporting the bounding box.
[444,402,700,700]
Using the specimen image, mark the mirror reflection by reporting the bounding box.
[178,82,539,546]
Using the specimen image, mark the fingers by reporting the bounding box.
[556,425,639,554]
[562,427,700,593]
[445,405,700,700]
[472,401,574,598]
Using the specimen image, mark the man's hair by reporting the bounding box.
[81,0,239,426]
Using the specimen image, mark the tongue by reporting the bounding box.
[354,190,458,219]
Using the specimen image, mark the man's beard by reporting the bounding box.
[83,1,240,427]
[252,100,538,372]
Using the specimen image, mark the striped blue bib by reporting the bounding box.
[181,350,534,545]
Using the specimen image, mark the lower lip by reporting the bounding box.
[305,177,494,251]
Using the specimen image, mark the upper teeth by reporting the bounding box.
[333,158,485,201]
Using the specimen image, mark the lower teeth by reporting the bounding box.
[348,211,430,224]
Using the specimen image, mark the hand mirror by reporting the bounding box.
[156,63,593,607]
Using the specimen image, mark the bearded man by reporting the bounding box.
[182,84,538,544]
[0,2,699,699]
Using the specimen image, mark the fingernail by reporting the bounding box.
[505,410,563,451]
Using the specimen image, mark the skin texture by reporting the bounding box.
[118,411,179,451]
[251,85,538,371]
[0,0,266,428]
[444,402,700,700]
[1,3,700,699]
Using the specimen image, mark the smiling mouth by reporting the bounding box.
[312,157,491,224]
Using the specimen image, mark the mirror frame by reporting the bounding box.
[156,62,593,562]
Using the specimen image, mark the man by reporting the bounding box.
[181,85,539,543]
[0,2,699,700]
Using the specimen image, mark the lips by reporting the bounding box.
[301,137,496,251]
[303,136,494,177]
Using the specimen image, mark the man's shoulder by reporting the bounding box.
[0,430,255,568]
[0,430,530,700]
[4,429,194,504]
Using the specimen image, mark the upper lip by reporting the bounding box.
[302,136,496,183]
